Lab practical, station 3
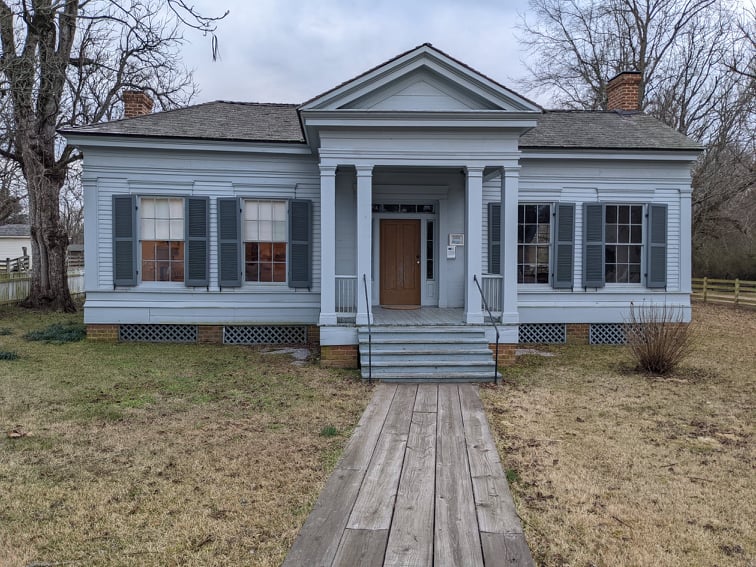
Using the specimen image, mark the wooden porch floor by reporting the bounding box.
[282,384,534,567]
[371,307,465,326]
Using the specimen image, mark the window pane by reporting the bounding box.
[618,225,630,243]
[258,202,272,221]
[525,205,536,223]
[171,241,184,261]
[523,225,537,244]
[245,201,258,221]
[619,205,629,224]
[537,225,550,243]
[155,199,170,219]
[245,220,259,241]
[631,225,642,243]
[259,262,273,282]
[246,242,259,261]
[259,220,273,241]
[141,219,155,240]
[536,269,549,284]
[273,263,286,282]
[169,219,183,240]
[629,245,641,263]
[518,205,524,223]
[155,261,170,281]
[606,245,616,263]
[169,198,183,219]
[141,198,155,217]
[259,242,272,262]
[273,221,286,241]
[155,241,170,260]
[142,261,155,281]
[606,224,617,243]
[155,219,170,240]
[171,261,184,282]
[538,205,550,223]
[273,242,286,262]
[629,265,641,283]
[606,206,617,223]
[245,262,259,281]
[141,241,155,260]
[272,202,286,221]
[616,264,629,282]
[630,206,642,224]
[537,246,549,263]
[617,246,628,263]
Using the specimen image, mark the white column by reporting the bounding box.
[355,165,373,325]
[679,189,692,294]
[319,165,338,326]
[465,166,484,324]
[500,167,520,325]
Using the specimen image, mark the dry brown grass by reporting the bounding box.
[0,307,370,566]
[482,302,755,567]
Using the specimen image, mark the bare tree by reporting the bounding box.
[518,0,756,276]
[0,0,226,312]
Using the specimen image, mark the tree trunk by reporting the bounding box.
[19,156,75,313]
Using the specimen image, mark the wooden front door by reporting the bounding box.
[380,219,421,306]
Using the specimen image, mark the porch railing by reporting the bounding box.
[480,274,503,314]
[473,274,499,384]
[335,275,357,314]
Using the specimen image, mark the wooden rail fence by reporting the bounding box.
[692,277,756,308]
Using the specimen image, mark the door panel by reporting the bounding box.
[380,219,421,306]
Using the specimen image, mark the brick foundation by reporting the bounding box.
[197,325,223,344]
[488,343,517,366]
[86,324,119,341]
[306,325,320,347]
[320,345,359,369]
[566,323,590,345]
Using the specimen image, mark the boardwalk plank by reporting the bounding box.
[435,384,484,566]
[471,475,523,534]
[414,383,438,413]
[384,411,437,566]
[331,528,388,567]
[459,384,502,479]
[282,468,364,567]
[347,385,417,530]
[339,383,397,471]
[480,532,536,567]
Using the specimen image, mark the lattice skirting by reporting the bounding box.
[519,323,566,344]
[223,325,308,345]
[590,323,627,344]
[120,324,198,343]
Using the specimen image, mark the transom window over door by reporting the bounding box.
[244,200,287,283]
[140,197,184,282]
[605,204,643,283]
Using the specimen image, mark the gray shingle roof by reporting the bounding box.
[63,101,305,143]
[0,224,30,237]
[520,110,701,151]
[62,102,701,151]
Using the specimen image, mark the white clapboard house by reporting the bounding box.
[63,44,701,380]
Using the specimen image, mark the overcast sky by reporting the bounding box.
[180,0,539,106]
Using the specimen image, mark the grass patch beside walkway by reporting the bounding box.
[0,307,370,566]
[483,302,755,566]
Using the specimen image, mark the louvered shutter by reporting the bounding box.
[647,204,667,288]
[112,195,137,286]
[185,197,209,287]
[217,198,241,288]
[488,202,501,275]
[583,203,605,288]
[288,199,312,289]
[553,203,575,289]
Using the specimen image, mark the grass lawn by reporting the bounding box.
[0,306,370,566]
[483,302,755,566]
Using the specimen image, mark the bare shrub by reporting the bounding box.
[625,302,694,375]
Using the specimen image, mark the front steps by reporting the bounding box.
[357,326,501,382]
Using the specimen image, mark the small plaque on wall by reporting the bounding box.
[449,233,464,246]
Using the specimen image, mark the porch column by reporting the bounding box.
[465,166,484,324]
[500,167,520,325]
[319,165,338,326]
[355,165,373,325]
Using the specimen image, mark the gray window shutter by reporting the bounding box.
[488,202,501,275]
[217,198,241,288]
[289,199,312,289]
[647,203,667,288]
[185,197,209,287]
[583,203,605,288]
[553,203,575,289]
[112,195,137,286]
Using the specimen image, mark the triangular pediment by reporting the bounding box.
[300,44,541,113]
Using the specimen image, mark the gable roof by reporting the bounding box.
[64,101,305,144]
[300,43,542,113]
[0,224,31,237]
[521,110,702,151]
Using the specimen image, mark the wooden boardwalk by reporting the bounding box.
[283,384,534,567]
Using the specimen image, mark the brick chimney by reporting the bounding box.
[122,90,154,118]
[606,71,642,111]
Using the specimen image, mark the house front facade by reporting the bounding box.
[64,44,700,374]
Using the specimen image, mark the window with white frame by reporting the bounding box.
[518,203,551,283]
[605,204,643,283]
[140,197,184,282]
[243,199,287,283]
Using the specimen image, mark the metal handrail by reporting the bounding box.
[473,274,500,384]
[362,274,372,383]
